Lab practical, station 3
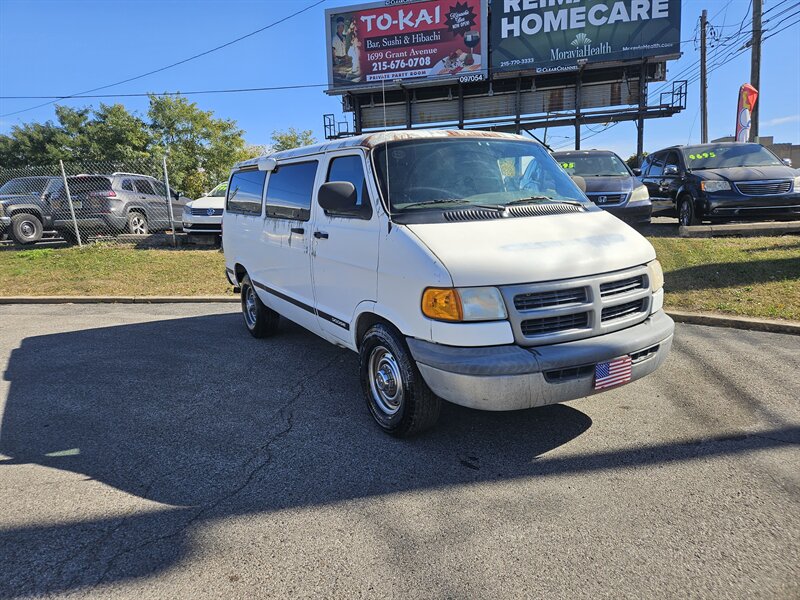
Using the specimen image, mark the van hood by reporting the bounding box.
[188,195,225,210]
[406,210,655,287]
[691,165,797,181]
[582,176,636,193]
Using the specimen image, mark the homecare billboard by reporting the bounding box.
[326,0,489,90]
[491,0,681,75]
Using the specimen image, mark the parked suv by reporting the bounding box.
[0,173,189,243]
[552,150,651,223]
[223,130,673,436]
[638,142,800,225]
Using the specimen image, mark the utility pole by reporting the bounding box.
[700,9,708,143]
[749,0,762,141]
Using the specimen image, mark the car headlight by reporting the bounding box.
[422,287,507,322]
[647,259,664,292]
[794,176,800,192]
[700,180,731,193]
[629,185,649,202]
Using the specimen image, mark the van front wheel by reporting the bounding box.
[359,324,440,436]
[240,275,280,338]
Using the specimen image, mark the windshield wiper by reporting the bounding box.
[401,199,505,211]
[502,196,585,208]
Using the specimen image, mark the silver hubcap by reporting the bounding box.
[368,346,403,416]
[130,215,146,234]
[244,286,257,328]
[20,221,35,238]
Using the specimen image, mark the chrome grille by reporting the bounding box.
[600,275,646,297]
[500,265,652,346]
[514,287,588,311]
[521,312,589,336]
[190,208,223,216]
[734,180,792,196]
[586,192,627,205]
[602,299,646,321]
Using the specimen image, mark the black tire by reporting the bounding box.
[678,196,700,226]
[127,211,149,235]
[240,274,280,338]
[10,213,43,244]
[359,323,440,437]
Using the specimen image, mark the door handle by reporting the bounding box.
[313,231,329,239]
[290,227,305,234]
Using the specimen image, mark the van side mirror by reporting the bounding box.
[782,158,792,167]
[570,175,586,193]
[318,181,360,215]
[632,167,642,176]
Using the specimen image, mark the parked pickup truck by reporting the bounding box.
[223,130,674,436]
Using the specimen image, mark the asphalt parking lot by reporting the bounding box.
[0,303,798,599]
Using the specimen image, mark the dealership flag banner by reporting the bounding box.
[326,0,488,90]
[492,0,681,75]
[735,83,758,142]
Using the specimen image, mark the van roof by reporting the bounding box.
[233,129,532,169]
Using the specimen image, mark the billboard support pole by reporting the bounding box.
[637,60,648,166]
[515,77,522,134]
[574,72,583,150]
[458,83,465,129]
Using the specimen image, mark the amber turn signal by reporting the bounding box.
[421,288,463,321]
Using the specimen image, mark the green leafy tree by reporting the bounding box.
[149,95,252,198]
[271,127,316,152]
[626,152,648,169]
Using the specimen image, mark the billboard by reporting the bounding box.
[492,0,681,75]
[326,0,488,90]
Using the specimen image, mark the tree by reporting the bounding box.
[148,95,254,198]
[626,152,648,169]
[271,127,316,152]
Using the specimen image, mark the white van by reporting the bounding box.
[223,130,673,436]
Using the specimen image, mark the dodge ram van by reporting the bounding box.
[223,130,674,436]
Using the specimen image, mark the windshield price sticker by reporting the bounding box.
[688,151,716,160]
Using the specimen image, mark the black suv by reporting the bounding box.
[552,150,652,223]
[638,143,800,225]
[0,173,189,244]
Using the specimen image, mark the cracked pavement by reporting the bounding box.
[0,303,798,599]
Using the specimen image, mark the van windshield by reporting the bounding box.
[682,144,784,169]
[553,153,631,177]
[372,138,587,213]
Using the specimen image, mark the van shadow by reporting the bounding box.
[666,256,800,292]
[0,313,591,595]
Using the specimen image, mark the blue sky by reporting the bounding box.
[1,0,798,159]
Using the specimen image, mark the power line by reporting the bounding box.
[0,0,326,119]
[0,84,330,100]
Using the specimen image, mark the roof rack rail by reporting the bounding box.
[111,171,151,177]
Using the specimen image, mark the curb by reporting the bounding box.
[0,296,238,304]
[678,222,800,238]
[666,309,800,336]
[1,296,798,336]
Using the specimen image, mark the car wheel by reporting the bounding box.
[127,212,149,235]
[359,323,440,437]
[10,213,43,244]
[240,274,280,338]
[678,196,700,226]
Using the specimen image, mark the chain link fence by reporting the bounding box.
[0,158,197,248]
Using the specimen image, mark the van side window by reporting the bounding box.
[226,170,265,216]
[265,161,317,221]
[326,155,372,219]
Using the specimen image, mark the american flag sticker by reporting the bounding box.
[594,355,633,390]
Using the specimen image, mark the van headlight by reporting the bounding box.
[422,287,507,322]
[794,176,800,192]
[700,180,731,193]
[630,185,649,202]
[647,259,664,292]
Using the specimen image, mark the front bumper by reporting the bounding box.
[0,216,10,231]
[182,214,222,234]
[706,192,800,220]
[604,200,652,223]
[407,310,674,411]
